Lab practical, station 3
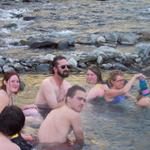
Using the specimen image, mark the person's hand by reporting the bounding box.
[21,133,33,142]
[134,73,146,80]
[67,138,75,145]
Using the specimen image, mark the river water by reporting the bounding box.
[0,0,150,57]
[14,73,150,150]
[1,0,150,149]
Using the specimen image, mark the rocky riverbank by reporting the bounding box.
[0,0,150,74]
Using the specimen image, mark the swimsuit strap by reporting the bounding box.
[111,95,126,104]
[11,133,19,139]
[95,84,101,87]
[95,84,103,92]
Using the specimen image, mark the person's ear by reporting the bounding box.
[67,97,71,103]
[53,66,57,73]
[111,80,115,84]
[4,80,7,85]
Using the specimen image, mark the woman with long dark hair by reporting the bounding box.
[0,72,20,113]
[86,65,109,101]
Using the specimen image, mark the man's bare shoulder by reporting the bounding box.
[42,77,51,82]
[63,105,80,120]
[63,80,72,87]
[48,105,79,118]
[70,110,80,119]
[41,77,53,86]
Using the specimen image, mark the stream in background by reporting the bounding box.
[0,0,150,58]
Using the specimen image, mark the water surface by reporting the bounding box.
[14,73,150,150]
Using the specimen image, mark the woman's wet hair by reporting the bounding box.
[1,71,20,92]
[108,70,124,86]
[0,105,25,136]
[88,65,103,83]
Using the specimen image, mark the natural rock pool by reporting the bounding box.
[0,0,150,149]
[14,73,150,150]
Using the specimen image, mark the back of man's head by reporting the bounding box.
[0,105,25,136]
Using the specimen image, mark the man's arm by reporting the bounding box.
[71,114,84,150]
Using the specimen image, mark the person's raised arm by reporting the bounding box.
[123,73,145,94]
[105,73,145,102]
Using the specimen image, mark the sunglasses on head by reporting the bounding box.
[60,65,70,69]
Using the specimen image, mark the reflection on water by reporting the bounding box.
[15,73,150,150]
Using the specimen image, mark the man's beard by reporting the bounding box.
[58,70,69,78]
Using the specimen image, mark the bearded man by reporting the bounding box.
[35,55,71,118]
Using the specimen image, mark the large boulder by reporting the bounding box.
[118,32,139,45]
[27,37,75,50]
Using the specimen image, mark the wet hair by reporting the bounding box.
[88,65,103,83]
[1,71,20,92]
[0,105,25,136]
[108,70,124,86]
[66,85,86,101]
[51,55,67,74]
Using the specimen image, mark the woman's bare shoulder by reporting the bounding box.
[0,89,8,97]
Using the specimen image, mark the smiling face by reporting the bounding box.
[54,59,70,78]
[86,69,98,85]
[5,75,20,94]
[111,75,125,89]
